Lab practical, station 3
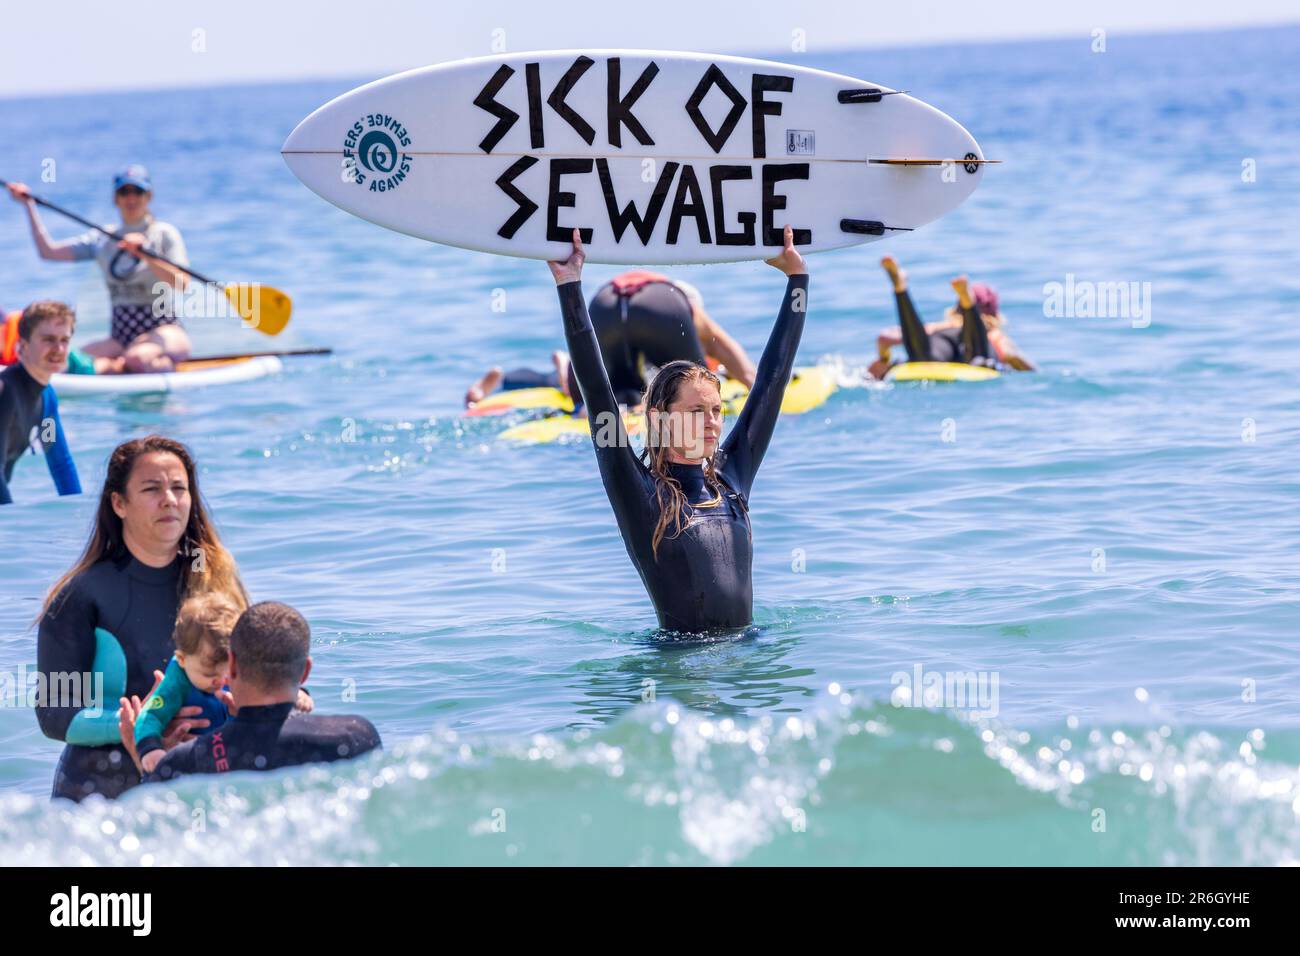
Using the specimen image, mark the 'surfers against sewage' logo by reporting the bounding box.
[342,113,413,192]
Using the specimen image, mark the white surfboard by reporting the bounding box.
[282,50,987,264]
[51,357,282,395]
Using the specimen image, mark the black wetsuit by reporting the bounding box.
[145,702,381,782]
[558,274,808,633]
[501,367,560,391]
[0,362,80,504]
[579,280,706,406]
[894,289,995,366]
[37,553,182,801]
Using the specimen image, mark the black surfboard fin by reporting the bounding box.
[839,220,913,236]
[838,88,908,103]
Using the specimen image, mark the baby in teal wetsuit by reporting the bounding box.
[134,592,240,775]
[133,592,315,775]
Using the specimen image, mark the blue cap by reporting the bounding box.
[113,165,152,192]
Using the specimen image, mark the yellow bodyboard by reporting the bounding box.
[886,361,1000,383]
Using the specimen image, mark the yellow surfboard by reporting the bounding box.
[500,411,644,444]
[498,365,839,444]
[478,365,837,419]
[466,386,573,416]
[886,361,1000,383]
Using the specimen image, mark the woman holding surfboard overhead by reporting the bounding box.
[868,256,1034,379]
[548,225,807,634]
[7,167,193,374]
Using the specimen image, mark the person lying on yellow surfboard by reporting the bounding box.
[465,274,757,411]
[868,256,1035,379]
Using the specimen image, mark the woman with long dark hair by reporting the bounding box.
[36,435,246,800]
[548,226,808,634]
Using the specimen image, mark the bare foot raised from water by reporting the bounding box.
[551,350,571,399]
[950,275,973,309]
[466,366,503,407]
[881,256,907,293]
[868,358,892,380]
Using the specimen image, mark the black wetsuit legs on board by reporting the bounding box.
[894,289,994,365]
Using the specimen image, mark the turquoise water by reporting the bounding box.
[2,27,1299,865]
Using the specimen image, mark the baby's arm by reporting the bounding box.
[134,658,189,762]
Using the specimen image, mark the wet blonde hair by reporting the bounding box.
[640,361,725,560]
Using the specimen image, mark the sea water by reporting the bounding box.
[0,26,1297,864]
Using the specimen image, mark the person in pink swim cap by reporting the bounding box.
[869,256,1035,379]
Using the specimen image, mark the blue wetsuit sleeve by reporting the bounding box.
[64,628,129,746]
[36,585,124,744]
[135,657,188,757]
[720,274,808,498]
[41,386,81,496]
[557,280,648,512]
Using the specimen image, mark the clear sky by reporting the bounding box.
[3,0,1297,98]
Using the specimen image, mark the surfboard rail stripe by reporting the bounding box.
[283,148,990,167]
[868,158,1002,165]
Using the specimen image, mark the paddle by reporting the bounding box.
[181,347,332,364]
[2,180,293,336]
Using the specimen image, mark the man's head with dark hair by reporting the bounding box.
[230,601,310,693]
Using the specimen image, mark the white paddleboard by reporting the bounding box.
[282,50,986,264]
[51,356,282,395]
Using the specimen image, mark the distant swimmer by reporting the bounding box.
[465,350,573,407]
[548,226,808,634]
[868,256,1035,379]
[0,302,81,505]
[7,166,193,373]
